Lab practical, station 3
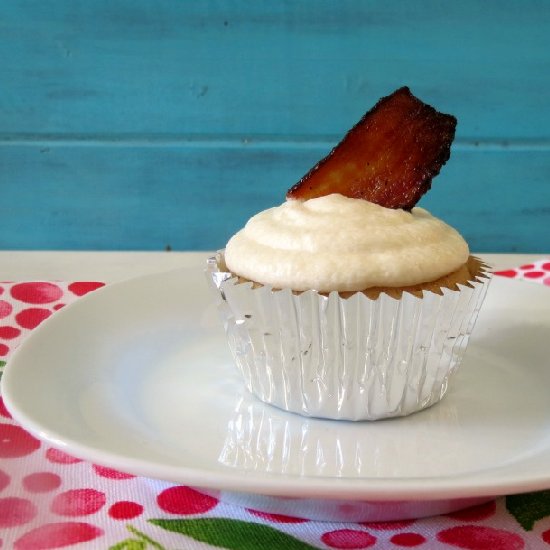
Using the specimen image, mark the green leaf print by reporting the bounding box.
[149,518,318,550]
[109,540,146,550]
[506,490,550,530]
[109,525,166,550]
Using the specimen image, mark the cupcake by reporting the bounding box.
[207,87,491,421]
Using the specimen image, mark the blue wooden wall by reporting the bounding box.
[1,1,549,251]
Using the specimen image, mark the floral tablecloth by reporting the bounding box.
[0,260,549,549]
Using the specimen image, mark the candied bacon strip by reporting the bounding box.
[286,87,457,210]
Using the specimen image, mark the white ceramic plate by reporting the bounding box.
[3,269,550,522]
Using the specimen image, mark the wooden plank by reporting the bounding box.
[1,0,549,139]
[1,144,548,252]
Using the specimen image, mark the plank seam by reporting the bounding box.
[1,134,550,151]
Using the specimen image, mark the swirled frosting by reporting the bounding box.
[225,194,469,292]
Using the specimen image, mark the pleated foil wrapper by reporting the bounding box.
[206,252,491,421]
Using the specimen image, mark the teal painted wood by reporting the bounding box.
[1,0,550,139]
[1,1,549,251]
[2,144,549,252]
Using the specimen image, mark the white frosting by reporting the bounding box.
[225,194,469,292]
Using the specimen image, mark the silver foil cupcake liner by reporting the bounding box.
[206,251,491,421]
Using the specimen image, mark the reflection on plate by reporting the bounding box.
[2,267,550,521]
